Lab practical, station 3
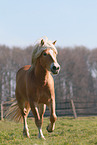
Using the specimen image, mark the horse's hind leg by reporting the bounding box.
[16,91,30,138]
[22,107,30,138]
[38,104,46,139]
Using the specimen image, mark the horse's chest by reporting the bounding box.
[36,87,51,104]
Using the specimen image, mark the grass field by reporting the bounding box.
[0,116,97,145]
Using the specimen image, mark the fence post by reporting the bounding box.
[70,99,77,119]
[1,101,3,120]
[69,82,77,119]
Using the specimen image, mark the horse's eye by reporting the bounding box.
[43,52,47,56]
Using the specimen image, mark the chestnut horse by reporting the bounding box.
[5,37,60,140]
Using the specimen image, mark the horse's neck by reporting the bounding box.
[34,61,49,85]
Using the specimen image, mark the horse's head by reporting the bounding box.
[39,40,60,75]
[32,37,60,75]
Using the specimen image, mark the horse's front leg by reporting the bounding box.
[30,101,46,139]
[47,98,57,132]
[38,104,46,139]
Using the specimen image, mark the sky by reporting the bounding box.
[0,0,97,49]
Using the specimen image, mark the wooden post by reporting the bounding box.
[69,82,77,119]
[70,99,77,119]
[1,101,3,120]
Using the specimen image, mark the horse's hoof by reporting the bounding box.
[46,126,53,133]
[23,130,30,138]
[38,134,46,140]
[23,133,30,138]
[38,136,46,140]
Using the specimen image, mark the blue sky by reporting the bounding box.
[0,0,97,49]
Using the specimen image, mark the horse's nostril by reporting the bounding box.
[53,66,56,70]
[57,67,60,70]
[53,66,60,71]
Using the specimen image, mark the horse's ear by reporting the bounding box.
[52,40,57,45]
[41,39,44,46]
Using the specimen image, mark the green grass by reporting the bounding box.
[0,117,97,145]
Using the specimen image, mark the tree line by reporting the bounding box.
[0,45,97,106]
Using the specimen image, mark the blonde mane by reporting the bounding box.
[31,36,58,65]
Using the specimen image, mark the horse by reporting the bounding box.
[5,37,60,140]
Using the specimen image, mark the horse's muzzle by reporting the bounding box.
[51,63,60,74]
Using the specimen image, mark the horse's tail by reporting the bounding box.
[5,99,23,123]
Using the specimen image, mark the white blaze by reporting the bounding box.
[49,49,57,63]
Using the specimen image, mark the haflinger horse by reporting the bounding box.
[5,37,60,140]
